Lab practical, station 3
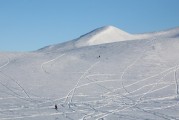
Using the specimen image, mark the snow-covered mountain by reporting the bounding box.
[38,25,135,52]
[39,26,179,52]
[0,26,179,120]
[74,26,135,47]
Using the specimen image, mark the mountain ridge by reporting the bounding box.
[38,26,179,52]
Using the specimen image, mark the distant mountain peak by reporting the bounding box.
[38,26,179,52]
[99,25,128,32]
[98,25,120,31]
[96,25,130,35]
[74,25,134,47]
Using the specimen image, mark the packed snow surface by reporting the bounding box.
[0,26,179,120]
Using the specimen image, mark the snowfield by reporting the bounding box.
[0,26,179,120]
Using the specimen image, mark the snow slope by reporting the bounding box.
[38,26,135,52]
[74,26,134,47]
[0,26,179,120]
[39,26,179,52]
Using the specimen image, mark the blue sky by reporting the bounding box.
[0,0,179,51]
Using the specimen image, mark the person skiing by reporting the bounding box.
[55,104,58,110]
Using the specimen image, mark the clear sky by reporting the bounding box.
[0,0,179,51]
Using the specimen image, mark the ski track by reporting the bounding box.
[41,53,65,73]
[2,65,179,120]
[0,56,36,103]
[0,71,33,101]
[65,61,179,119]
[72,80,175,119]
[94,78,178,119]
[95,92,177,120]
[1,69,178,119]
[87,81,175,118]
[1,40,179,119]
[104,65,177,96]
[139,68,174,99]
[64,61,100,103]
[80,70,178,119]
[0,56,10,70]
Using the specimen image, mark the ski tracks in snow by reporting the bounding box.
[41,53,65,73]
[64,61,100,103]
[1,39,179,119]
[59,40,179,120]
[93,65,179,120]
[0,55,34,101]
[0,56,10,70]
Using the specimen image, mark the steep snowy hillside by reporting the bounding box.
[0,26,179,120]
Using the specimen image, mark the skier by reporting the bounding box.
[55,104,58,110]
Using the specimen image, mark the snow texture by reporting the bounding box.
[0,26,179,120]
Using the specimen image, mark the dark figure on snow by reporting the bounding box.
[55,104,58,110]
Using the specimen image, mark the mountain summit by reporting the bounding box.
[74,26,134,47]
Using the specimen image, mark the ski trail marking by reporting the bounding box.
[41,53,65,73]
[0,71,33,101]
[104,66,177,96]
[64,61,100,103]
[0,56,10,70]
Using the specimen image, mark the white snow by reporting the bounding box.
[39,25,179,52]
[0,26,179,120]
[74,26,135,47]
